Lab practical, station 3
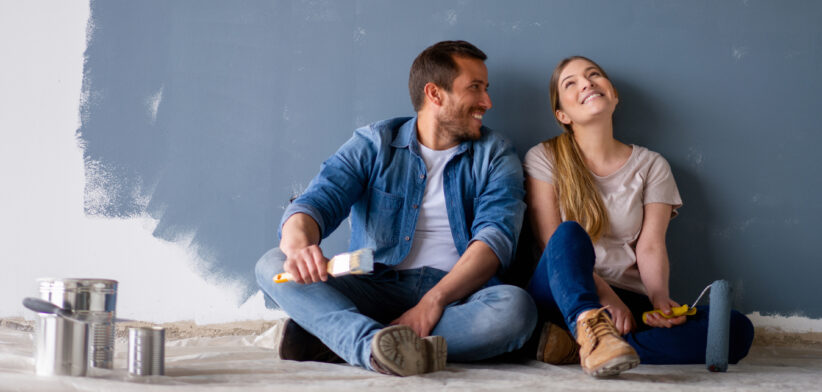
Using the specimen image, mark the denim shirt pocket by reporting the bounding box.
[366,187,403,248]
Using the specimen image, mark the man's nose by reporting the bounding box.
[480,91,492,110]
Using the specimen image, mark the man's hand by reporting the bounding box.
[390,297,445,337]
[644,296,687,328]
[283,245,329,284]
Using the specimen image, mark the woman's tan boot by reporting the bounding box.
[575,308,640,377]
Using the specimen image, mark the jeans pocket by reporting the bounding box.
[366,187,403,247]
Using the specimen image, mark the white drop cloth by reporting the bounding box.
[1,319,820,391]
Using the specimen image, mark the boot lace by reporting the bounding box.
[581,307,619,354]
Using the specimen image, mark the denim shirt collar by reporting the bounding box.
[391,116,471,157]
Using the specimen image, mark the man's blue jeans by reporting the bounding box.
[255,248,537,370]
[526,221,754,364]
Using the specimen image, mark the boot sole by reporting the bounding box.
[372,326,447,376]
[586,354,640,378]
[423,335,447,372]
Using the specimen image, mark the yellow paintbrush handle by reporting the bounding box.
[642,304,697,325]
[273,272,293,283]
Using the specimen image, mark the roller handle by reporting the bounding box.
[642,304,697,325]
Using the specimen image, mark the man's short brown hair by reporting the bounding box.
[408,41,487,112]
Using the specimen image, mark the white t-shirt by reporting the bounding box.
[523,143,683,294]
[395,143,462,271]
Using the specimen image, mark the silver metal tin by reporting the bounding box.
[38,278,118,369]
[34,314,88,376]
[128,326,165,376]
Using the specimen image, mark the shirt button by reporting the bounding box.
[419,174,425,179]
[412,204,418,209]
[404,236,410,241]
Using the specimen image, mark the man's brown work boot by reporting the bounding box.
[278,318,343,363]
[536,321,579,365]
[575,308,639,377]
[370,325,447,376]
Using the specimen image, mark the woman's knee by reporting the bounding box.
[541,220,595,269]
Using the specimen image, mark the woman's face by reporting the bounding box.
[554,58,618,127]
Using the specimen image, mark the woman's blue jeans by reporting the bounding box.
[255,248,537,370]
[526,221,755,364]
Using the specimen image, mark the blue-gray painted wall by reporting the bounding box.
[78,0,821,317]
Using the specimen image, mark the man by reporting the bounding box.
[255,40,536,376]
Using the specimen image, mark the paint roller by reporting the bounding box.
[642,279,733,372]
[706,279,732,372]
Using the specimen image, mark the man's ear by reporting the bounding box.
[556,109,571,125]
[424,82,442,107]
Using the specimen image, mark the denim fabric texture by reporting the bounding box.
[527,221,755,364]
[279,117,526,273]
[258,117,534,370]
[256,248,537,369]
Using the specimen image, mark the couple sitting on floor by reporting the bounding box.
[254,40,754,378]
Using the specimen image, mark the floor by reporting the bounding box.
[0,318,820,392]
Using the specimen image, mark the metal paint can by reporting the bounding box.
[34,314,89,376]
[128,326,165,376]
[37,278,118,370]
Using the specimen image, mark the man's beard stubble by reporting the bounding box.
[435,104,481,143]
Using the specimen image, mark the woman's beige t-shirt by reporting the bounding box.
[523,143,683,295]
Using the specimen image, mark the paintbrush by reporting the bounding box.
[273,248,374,283]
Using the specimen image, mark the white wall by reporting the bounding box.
[0,0,282,324]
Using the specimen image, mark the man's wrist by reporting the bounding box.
[421,289,448,309]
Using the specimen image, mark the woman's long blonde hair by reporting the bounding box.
[545,56,615,242]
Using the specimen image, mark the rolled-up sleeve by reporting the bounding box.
[278,128,376,240]
[469,138,526,273]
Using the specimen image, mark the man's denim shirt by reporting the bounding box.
[279,117,526,276]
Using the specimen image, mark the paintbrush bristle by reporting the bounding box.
[327,248,374,276]
[347,248,373,274]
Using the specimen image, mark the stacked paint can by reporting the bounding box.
[128,326,165,376]
[35,278,117,375]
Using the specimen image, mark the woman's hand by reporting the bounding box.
[599,293,636,335]
[592,273,635,335]
[644,297,687,328]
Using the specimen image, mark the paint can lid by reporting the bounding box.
[37,278,118,293]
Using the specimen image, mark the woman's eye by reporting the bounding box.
[564,81,575,89]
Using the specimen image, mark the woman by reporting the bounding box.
[523,56,754,377]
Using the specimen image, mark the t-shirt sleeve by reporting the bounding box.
[644,153,683,217]
[523,143,555,184]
